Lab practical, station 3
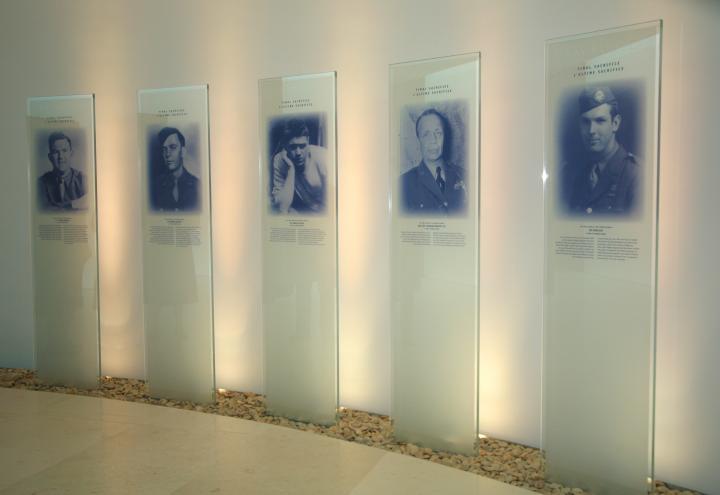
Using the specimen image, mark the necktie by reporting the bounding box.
[436,167,445,193]
[172,178,179,202]
[589,163,600,190]
[58,176,66,203]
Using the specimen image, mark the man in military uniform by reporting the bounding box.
[151,127,199,212]
[563,86,640,216]
[38,132,86,210]
[400,108,467,215]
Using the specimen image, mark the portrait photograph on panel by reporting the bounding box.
[555,81,645,218]
[398,101,468,217]
[267,113,328,215]
[34,129,89,212]
[147,124,202,214]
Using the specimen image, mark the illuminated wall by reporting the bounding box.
[0,0,718,492]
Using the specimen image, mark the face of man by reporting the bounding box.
[579,103,621,154]
[286,136,309,167]
[417,114,444,163]
[48,138,72,173]
[162,133,185,172]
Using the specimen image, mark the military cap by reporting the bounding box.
[578,86,617,113]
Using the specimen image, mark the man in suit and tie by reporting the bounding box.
[151,127,200,212]
[562,86,640,216]
[400,108,467,216]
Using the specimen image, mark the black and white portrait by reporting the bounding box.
[148,125,201,213]
[268,114,328,215]
[557,82,644,217]
[399,101,468,216]
[36,129,88,212]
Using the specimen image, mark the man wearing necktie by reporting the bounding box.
[563,86,640,216]
[400,108,467,215]
[38,132,86,211]
[151,127,200,212]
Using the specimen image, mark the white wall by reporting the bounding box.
[0,0,718,492]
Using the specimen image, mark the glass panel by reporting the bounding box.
[259,72,338,425]
[390,53,480,454]
[27,95,100,389]
[138,86,215,403]
[543,21,661,494]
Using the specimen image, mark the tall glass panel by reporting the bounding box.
[543,22,662,494]
[259,72,338,425]
[390,54,480,454]
[138,86,215,403]
[27,95,100,389]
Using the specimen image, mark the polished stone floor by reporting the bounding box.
[0,388,533,494]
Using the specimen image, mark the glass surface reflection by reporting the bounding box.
[28,96,100,389]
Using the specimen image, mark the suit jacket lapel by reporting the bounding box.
[417,162,445,202]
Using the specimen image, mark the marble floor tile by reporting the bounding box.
[173,428,386,494]
[0,388,67,416]
[0,414,129,491]
[1,423,217,495]
[349,450,533,495]
[0,389,534,495]
[35,392,222,432]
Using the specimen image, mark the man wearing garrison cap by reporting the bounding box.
[563,86,640,215]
